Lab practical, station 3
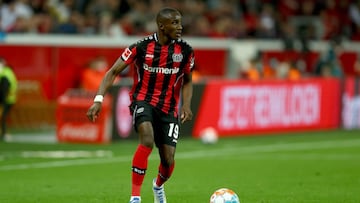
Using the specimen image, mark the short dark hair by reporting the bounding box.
[156,7,180,23]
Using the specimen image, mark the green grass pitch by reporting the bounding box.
[1,129,360,203]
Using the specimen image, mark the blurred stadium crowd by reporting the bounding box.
[1,0,360,41]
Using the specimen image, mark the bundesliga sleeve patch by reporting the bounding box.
[121,48,133,61]
[190,56,195,69]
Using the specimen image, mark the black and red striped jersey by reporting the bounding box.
[120,33,195,116]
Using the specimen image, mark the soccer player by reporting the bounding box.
[86,7,194,203]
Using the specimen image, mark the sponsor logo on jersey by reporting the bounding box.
[143,64,179,74]
[145,54,154,58]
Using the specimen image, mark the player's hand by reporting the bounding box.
[86,102,102,122]
[180,104,193,124]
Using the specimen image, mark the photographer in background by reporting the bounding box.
[0,57,17,141]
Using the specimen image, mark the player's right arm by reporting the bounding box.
[87,43,139,122]
[86,57,128,122]
[96,57,128,96]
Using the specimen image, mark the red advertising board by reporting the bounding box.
[0,44,227,100]
[56,90,112,144]
[193,78,341,137]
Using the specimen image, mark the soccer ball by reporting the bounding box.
[210,188,240,203]
[200,127,218,144]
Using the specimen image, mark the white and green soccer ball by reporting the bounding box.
[209,188,240,203]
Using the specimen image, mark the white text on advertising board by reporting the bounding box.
[59,124,99,141]
[218,85,320,129]
[342,93,360,129]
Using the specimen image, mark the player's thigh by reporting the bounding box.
[154,113,180,147]
[137,121,155,146]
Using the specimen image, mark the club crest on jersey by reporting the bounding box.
[172,53,183,62]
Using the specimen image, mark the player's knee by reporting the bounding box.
[138,122,154,148]
[139,134,154,148]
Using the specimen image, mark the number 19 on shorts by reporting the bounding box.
[168,123,179,143]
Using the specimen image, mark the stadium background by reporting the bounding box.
[1,0,360,142]
[1,1,360,203]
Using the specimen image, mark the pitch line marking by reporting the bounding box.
[1,138,360,171]
[20,150,113,158]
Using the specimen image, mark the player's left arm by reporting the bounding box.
[180,50,194,123]
[181,72,193,123]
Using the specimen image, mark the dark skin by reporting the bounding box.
[87,10,193,167]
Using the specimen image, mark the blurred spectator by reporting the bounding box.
[182,0,208,36]
[318,62,334,77]
[349,0,360,26]
[0,57,17,140]
[48,0,74,23]
[279,20,296,51]
[208,15,233,38]
[277,0,298,22]
[314,38,344,78]
[1,0,33,32]
[242,4,258,37]
[240,54,302,81]
[187,15,212,37]
[350,0,360,27]
[9,15,31,32]
[319,0,342,40]
[239,57,261,81]
[80,56,109,92]
[287,60,301,80]
[82,12,98,35]
[34,13,54,33]
[98,11,114,36]
[276,60,291,79]
[350,0,360,41]
[1,0,360,41]
[353,53,360,77]
[125,0,152,35]
[263,57,278,80]
[256,3,276,38]
[56,10,84,34]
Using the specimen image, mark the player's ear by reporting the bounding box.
[158,22,164,31]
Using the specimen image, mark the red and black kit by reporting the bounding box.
[121,33,195,116]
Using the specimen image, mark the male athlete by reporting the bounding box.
[86,7,194,203]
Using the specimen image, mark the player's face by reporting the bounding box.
[163,12,183,40]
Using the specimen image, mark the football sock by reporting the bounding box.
[131,144,152,196]
[155,161,175,187]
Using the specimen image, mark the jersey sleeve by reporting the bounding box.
[184,48,195,74]
[120,44,138,65]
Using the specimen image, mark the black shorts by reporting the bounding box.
[130,101,180,147]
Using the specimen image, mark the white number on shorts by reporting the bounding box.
[168,123,179,139]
